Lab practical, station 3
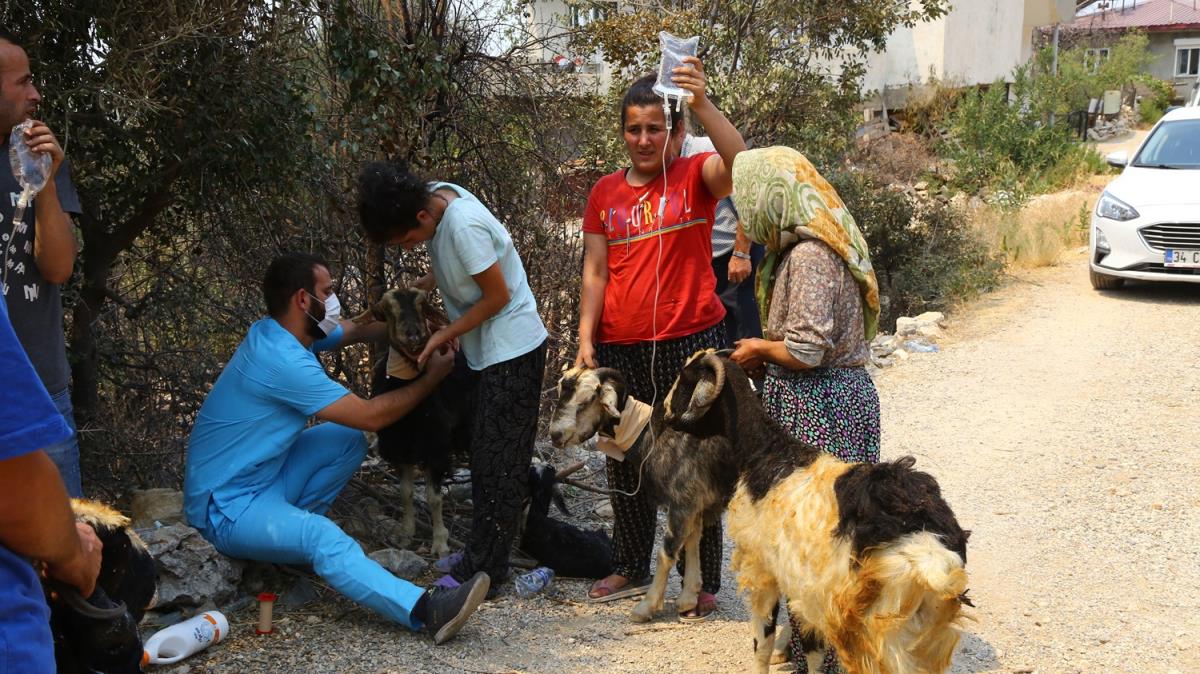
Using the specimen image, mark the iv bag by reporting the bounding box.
[9,120,51,205]
[653,32,699,102]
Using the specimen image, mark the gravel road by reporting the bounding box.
[164,252,1200,674]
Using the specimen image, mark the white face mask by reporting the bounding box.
[306,291,342,337]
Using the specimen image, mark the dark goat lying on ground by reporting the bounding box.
[42,499,158,674]
[548,365,736,622]
[662,350,970,674]
[366,287,478,558]
[519,463,612,579]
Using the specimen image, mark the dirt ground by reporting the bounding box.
[164,251,1200,674]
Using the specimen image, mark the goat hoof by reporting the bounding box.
[431,542,450,559]
[676,593,698,614]
[630,601,654,623]
[769,652,788,665]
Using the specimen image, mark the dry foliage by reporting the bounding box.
[847,133,940,186]
[968,190,1098,269]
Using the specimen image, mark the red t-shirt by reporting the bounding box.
[582,152,726,344]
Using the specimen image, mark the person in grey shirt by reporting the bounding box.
[0,29,85,496]
[682,134,763,346]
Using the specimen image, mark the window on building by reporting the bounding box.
[570,3,612,28]
[1178,47,1200,77]
[1085,48,1110,74]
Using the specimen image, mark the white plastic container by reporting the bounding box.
[141,610,228,666]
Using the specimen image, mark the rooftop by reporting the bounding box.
[1069,0,1200,30]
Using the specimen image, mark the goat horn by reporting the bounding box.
[703,351,726,393]
[47,580,130,620]
[683,351,726,422]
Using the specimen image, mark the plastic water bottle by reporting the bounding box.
[141,611,229,666]
[513,567,555,598]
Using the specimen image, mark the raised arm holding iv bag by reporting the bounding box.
[4,119,52,288]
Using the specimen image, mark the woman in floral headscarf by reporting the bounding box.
[728,146,881,673]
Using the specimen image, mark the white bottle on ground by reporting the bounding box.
[141,610,229,666]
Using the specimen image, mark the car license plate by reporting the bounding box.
[1164,249,1200,268]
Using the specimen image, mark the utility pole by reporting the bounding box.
[1050,23,1061,126]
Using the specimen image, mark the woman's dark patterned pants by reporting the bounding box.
[451,340,547,587]
[594,323,725,594]
[764,366,881,673]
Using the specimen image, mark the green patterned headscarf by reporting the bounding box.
[732,146,880,341]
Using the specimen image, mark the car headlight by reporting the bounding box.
[1096,192,1140,221]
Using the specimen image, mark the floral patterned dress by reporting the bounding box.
[761,238,880,673]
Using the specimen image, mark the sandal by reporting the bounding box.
[586,575,651,603]
[678,591,717,622]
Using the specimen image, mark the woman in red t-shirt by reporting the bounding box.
[574,59,745,619]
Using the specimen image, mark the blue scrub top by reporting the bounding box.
[184,318,350,528]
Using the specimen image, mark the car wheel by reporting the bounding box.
[1089,268,1125,290]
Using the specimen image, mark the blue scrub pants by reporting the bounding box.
[202,423,426,629]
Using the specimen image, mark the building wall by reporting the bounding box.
[1022,0,1078,62]
[860,0,1073,100]
[1148,31,1200,99]
[1050,29,1200,101]
[861,0,1026,94]
[525,0,613,93]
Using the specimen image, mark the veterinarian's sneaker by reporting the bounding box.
[424,572,489,645]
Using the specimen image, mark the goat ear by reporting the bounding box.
[681,352,726,424]
[417,290,450,328]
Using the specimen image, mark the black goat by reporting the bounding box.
[661,350,970,674]
[367,287,477,557]
[43,499,158,674]
[519,463,612,579]
[547,365,736,622]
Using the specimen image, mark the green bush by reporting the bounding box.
[1138,76,1175,125]
[941,79,1088,198]
[831,172,1005,330]
[936,32,1153,199]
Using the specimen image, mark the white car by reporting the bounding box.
[1089,106,1200,289]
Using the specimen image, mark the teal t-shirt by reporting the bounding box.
[428,182,547,370]
[184,318,349,528]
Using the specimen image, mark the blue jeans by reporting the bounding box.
[711,244,766,347]
[201,423,426,629]
[44,388,82,498]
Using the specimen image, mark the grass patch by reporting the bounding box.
[969,191,1096,268]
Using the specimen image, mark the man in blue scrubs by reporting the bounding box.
[0,287,103,672]
[185,252,488,644]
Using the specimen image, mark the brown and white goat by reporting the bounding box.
[548,365,735,622]
[662,350,971,674]
[361,287,475,558]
